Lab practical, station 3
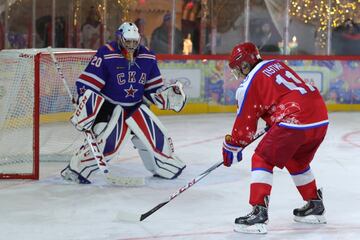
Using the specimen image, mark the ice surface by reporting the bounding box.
[1,112,359,240]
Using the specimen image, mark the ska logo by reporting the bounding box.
[117,72,147,85]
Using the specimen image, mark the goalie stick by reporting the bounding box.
[116,128,267,222]
[48,47,144,187]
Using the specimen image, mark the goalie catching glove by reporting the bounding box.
[70,89,104,131]
[150,81,187,112]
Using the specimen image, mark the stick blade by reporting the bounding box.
[115,210,141,222]
[106,175,145,187]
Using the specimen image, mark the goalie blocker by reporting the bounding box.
[62,88,186,183]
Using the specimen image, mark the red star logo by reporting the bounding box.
[79,86,87,94]
[124,84,138,98]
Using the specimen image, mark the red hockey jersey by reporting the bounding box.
[231,60,328,147]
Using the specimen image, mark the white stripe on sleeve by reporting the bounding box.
[82,71,106,85]
[77,79,101,92]
[146,75,162,84]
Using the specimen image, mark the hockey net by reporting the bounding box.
[0,49,95,179]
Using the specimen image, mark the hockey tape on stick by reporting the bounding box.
[48,47,144,187]
[116,128,267,222]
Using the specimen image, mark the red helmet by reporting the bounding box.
[229,42,262,78]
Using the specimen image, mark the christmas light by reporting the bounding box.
[290,0,359,48]
[117,0,136,22]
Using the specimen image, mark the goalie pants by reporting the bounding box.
[249,124,328,206]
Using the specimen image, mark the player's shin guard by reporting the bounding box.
[234,154,272,233]
[126,104,185,179]
[62,105,131,183]
[250,154,274,206]
[289,166,318,200]
[287,165,325,223]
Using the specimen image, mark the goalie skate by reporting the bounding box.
[60,164,91,184]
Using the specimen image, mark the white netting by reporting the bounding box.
[0,49,95,178]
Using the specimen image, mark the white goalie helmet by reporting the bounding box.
[116,22,140,52]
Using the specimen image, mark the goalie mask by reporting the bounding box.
[229,42,262,80]
[116,22,140,62]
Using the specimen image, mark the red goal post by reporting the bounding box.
[0,49,96,179]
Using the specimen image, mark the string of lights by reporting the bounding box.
[290,0,359,48]
[117,0,136,22]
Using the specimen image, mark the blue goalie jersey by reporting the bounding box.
[76,41,163,106]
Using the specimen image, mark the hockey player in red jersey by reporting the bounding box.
[222,42,328,234]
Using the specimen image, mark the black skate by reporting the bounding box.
[293,188,326,224]
[61,164,91,184]
[234,196,269,234]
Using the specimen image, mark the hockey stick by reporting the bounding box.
[47,47,144,187]
[116,128,267,222]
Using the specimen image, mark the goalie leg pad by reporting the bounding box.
[131,136,185,179]
[70,89,105,131]
[63,105,131,183]
[126,104,186,179]
[100,105,132,159]
[60,164,92,184]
